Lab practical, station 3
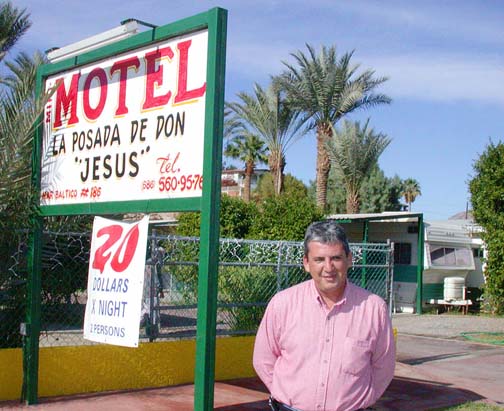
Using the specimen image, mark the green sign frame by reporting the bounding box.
[26,8,227,411]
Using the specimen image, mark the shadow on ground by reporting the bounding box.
[213,375,485,411]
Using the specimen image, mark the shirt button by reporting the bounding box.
[324,360,328,364]
[326,338,330,342]
[321,383,325,387]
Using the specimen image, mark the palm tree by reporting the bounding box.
[0,50,49,214]
[225,83,305,195]
[224,133,268,202]
[277,44,391,210]
[326,119,391,213]
[0,3,40,218]
[401,178,422,211]
[0,2,31,62]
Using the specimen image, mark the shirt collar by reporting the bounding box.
[310,279,349,309]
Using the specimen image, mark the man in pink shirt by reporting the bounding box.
[253,220,395,411]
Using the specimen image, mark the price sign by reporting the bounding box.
[83,215,149,347]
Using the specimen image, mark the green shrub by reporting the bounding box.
[218,266,278,332]
[469,140,504,314]
[250,194,323,241]
[176,194,258,239]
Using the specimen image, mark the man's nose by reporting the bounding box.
[323,258,333,271]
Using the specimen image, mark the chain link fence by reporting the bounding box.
[0,230,393,348]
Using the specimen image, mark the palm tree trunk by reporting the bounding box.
[278,156,285,195]
[269,151,285,196]
[346,189,360,213]
[243,160,253,202]
[316,123,332,210]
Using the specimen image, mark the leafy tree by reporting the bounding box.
[226,83,305,196]
[323,165,403,214]
[360,168,403,213]
[401,178,422,211]
[224,132,267,202]
[276,44,391,210]
[249,195,323,241]
[469,140,504,314]
[253,172,308,201]
[326,119,391,213]
[176,194,258,239]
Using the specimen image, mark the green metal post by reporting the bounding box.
[361,221,369,288]
[22,218,43,404]
[416,215,424,314]
[194,8,227,411]
[23,60,45,403]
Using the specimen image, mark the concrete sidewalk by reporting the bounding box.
[0,366,497,411]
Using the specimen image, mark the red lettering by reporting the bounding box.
[110,57,141,116]
[174,40,206,104]
[143,46,174,110]
[83,68,108,121]
[53,73,80,128]
[92,224,122,274]
[157,152,180,174]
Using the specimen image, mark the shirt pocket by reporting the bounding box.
[341,337,372,376]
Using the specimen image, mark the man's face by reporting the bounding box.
[303,241,352,304]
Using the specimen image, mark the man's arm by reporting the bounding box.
[253,299,281,391]
[367,304,396,404]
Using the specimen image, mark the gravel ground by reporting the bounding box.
[392,313,504,339]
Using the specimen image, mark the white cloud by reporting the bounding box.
[367,53,504,104]
[332,0,504,48]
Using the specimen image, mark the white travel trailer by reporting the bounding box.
[327,212,485,313]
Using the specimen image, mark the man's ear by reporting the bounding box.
[347,251,353,268]
[303,255,310,272]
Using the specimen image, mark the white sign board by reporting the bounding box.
[40,30,208,206]
[84,215,149,347]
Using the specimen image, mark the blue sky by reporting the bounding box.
[12,0,504,220]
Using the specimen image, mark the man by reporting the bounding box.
[253,220,395,411]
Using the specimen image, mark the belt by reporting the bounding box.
[268,397,373,411]
[269,397,300,411]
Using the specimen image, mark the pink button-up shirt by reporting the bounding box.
[253,280,395,411]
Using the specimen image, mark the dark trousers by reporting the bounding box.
[268,396,373,411]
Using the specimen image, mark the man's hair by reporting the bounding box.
[304,220,351,256]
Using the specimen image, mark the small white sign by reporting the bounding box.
[84,215,150,347]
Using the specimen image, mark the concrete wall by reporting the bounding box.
[0,336,256,402]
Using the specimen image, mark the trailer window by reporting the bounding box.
[394,243,412,264]
[428,245,474,269]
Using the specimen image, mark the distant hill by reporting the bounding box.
[449,210,474,220]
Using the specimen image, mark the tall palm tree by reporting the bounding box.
[0,50,49,213]
[326,119,391,213]
[224,133,268,202]
[226,83,305,195]
[0,2,31,62]
[0,3,40,218]
[401,178,422,211]
[277,44,391,210]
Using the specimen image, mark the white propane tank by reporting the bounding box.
[443,277,465,301]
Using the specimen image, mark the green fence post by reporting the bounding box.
[22,216,43,404]
[416,215,424,314]
[361,221,369,288]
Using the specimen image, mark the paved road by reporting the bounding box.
[392,313,504,406]
[392,313,504,338]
